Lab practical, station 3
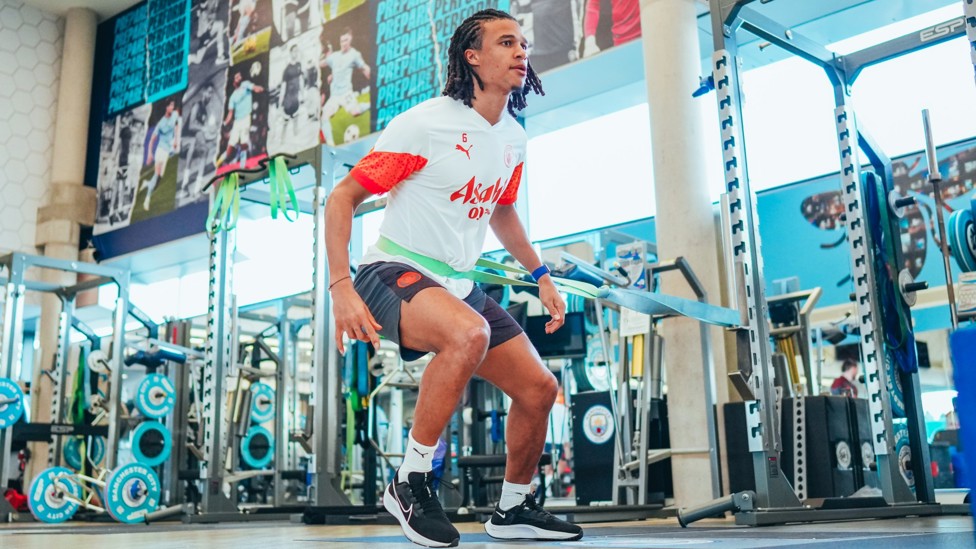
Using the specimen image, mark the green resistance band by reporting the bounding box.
[268,156,300,221]
[376,236,740,328]
[376,236,602,299]
[205,173,241,233]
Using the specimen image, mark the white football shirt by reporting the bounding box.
[353,96,527,298]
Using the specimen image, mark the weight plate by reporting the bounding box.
[0,377,24,429]
[897,269,917,308]
[104,462,160,524]
[27,467,81,523]
[884,349,905,418]
[240,425,274,469]
[894,423,915,490]
[948,209,976,272]
[249,382,275,424]
[63,435,106,470]
[87,350,110,374]
[135,374,176,419]
[131,421,172,467]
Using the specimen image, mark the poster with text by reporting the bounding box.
[268,30,322,155]
[218,52,271,174]
[131,93,185,223]
[320,4,373,145]
[146,0,191,103]
[94,105,151,235]
[108,5,148,116]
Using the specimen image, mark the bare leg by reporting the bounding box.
[473,334,558,483]
[398,287,491,445]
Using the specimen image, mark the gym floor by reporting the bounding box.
[1,515,973,548]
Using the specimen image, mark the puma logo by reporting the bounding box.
[455,143,473,159]
[413,448,429,458]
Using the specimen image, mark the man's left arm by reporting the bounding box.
[490,204,565,333]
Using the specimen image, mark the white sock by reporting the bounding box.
[498,480,532,511]
[398,430,437,483]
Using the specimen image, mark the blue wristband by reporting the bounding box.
[531,264,551,282]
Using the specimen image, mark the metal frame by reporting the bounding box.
[193,142,374,519]
[705,0,963,524]
[607,258,724,505]
[307,145,361,507]
[0,253,129,503]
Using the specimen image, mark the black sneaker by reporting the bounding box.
[383,470,460,548]
[484,494,583,541]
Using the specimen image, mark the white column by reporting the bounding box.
[29,7,98,483]
[640,0,729,506]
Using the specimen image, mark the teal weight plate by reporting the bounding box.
[131,421,172,467]
[241,425,274,469]
[28,467,81,523]
[104,462,160,524]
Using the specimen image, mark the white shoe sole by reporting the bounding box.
[382,488,458,548]
[484,520,583,541]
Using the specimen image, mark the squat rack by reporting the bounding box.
[0,254,130,513]
[198,142,375,518]
[680,0,974,526]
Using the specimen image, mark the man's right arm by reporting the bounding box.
[325,173,382,353]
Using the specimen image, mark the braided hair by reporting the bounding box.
[442,9,544,118]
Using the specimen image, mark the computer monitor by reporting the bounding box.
[524,311,587,359]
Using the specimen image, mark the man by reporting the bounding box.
[326,9,583,547]
[320,27,370,146]
[109,111,136,224]
[831,358,859,398]
[280,44,305,137]
[233,0,257,47]
[219,70,265,168]
[143,100,181,211]
[190,0,228,65]
[526,0,581,73]
[278,0,305,41]
[181,84,222,199]
[582,0,640,57]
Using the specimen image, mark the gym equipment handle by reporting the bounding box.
[903,281,929,293]
[893,196,916,209]
[677,490,756,527]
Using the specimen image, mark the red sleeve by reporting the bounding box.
[497,162,523,205]
[584,0,600,37]
[349,150,428,194]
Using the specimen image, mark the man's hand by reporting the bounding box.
[538,277,566,333]
[330,280,381,354]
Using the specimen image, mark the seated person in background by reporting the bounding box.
[830,358,859,398]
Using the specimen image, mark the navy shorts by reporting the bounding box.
[353,261,523,361]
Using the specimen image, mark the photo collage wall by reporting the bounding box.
[94,0,643,237]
